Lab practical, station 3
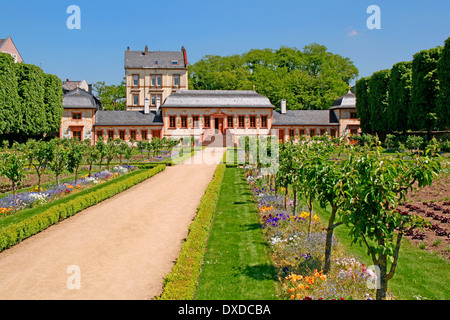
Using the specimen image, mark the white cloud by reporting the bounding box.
[347,27,358,37]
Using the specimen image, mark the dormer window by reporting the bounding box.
[154,60,158,65]
[171,60,178,65]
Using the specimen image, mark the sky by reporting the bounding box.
[1,0,449,87]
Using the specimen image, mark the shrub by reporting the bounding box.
[157,164,226,300]
[0,165,165,252]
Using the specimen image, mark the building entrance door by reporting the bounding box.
[214,117,223,134]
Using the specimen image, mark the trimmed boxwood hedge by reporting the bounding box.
[157,164,226,300]
[0,164,165,252]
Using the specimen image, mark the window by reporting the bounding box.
[320,129,327,136]
[203,115,211,128]
[310,129,315,137]
[351,129,358,135]
[151,94,162,107]
[238,116,245,128]
[171,60,178,65]
[350,112,358,119]
[330,129,337,137]
[193,115,199,128]
[249,115,256,128]
[289,129,295,139]
[96,130,103,140]
[119,130,126,141]
[133,94,139,106]
[130,130,136,140]
[108,130,114,140]
[299,129,305,136]
[141,130,148,140]
[132,74,139,87]
[227,116,234,128]
[169,116,176,129]
[151,75,162,87]
[181,115,188,128]
[261,115,267,128]
[173,74,180,87]
[72,112,82,120]
[72,131,82,140]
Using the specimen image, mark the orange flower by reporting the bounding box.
[298,284,304,290]
[296,294,301,299]
[288,288,294,293]
[290,295,295,300]
[320,275,326,281]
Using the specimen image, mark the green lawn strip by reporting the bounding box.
[0,165,165,252]
[194,167,279,300]
[312,201,450,300]
[157,164,226,300]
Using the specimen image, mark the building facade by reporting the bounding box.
[60,46,360,144]
[0,36,23,63]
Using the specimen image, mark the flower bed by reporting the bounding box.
[0,165,137,218]
[244,165,382,300]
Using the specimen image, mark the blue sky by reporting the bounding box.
[1,0,449,86]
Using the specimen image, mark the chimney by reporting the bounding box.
[127,46,130,51]
[88,84,92,94]
[144,98,150,114]
[181,46,187,66]
[145,45,148,55]
[66,79,70,82]
[281,99,287,114]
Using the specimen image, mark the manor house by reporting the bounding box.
[60,46,360,145]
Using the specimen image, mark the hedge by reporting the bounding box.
[0,164,165,252]
[157,164,226,300]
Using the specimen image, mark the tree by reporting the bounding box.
[43,74,64,135]
[355,77,372,134]
[410,47,442,137]
[92,77,126,110]
[368,69,390,141]
[437,37,450,129]
[83,140,99,177]
[341,147,440,300]
[48,138,70,187]
[67,139,85,184]
[0,151,26,196]
[15,63,46,138]
[189,44,358,110]
[25,139,55,192]
[96,138,107,172]
[388,61,412,133]
[0,53,20,136]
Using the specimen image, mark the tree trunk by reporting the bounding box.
[376,257,388,300]
[323,205,341,274]
[293,189,297,216]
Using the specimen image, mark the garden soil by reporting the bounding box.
[0,147,225,299]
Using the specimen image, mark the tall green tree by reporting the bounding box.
[388,61,412,133]
[409,47,442,137]
[189,44,358,110]
[43,74,64,135]
[368,70,390,141]
[0,53,20,136]
[437,37,450,129]
[92,77,126,110]
[15,63,46,138]
[355,77,371,134]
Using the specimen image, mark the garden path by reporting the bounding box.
[0,147,225,299]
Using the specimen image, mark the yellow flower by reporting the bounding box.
[313,214,320,221]
[298,284,304,290]
[290,295,295,300]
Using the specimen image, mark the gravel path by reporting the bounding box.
[0,147,224,300]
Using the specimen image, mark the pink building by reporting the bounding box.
[0,36,23,63]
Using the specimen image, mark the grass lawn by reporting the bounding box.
[312,201,450,300]
[195,167,280,300]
